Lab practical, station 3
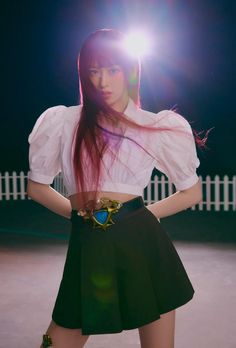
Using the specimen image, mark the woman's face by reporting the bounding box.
[88,63,129,112]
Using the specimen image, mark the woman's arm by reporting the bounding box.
[27,179,72,219]
[146,179,202,219]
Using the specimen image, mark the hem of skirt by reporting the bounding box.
[52,312,161,335]
[159,290,194,316]
[52,292,194,335]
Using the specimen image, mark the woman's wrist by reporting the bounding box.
[146,204,161,222]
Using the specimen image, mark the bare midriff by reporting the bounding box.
[69,191,138,210]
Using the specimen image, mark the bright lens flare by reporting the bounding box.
[122,31,151,57]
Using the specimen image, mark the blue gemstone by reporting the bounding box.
[93,210,108,224]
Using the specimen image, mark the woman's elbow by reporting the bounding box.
[194,189,203,205]
[27,180,33,197]
[26,179,49,198]
[189,180,203,205]
[182,180,203,206]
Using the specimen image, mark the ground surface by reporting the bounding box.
[0,201,235,347]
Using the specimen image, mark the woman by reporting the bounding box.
[27,29,202,348]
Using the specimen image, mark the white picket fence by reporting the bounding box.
[0,171,236,211]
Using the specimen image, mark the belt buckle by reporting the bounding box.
[78,197,123,231]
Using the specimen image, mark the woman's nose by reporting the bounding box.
[99,70,109,88]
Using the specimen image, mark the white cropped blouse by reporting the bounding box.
[28,98,200,196]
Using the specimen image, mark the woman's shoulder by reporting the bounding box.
[64,104,83,121]
[28,104,82,143]
[35,103,82,121]
[138,106,193,133]
[140,105,188,122]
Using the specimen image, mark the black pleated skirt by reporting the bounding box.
[52,196,194,335]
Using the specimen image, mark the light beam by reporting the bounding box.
[122,31,152,58]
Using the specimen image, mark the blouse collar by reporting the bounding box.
[124,97,138,118]
[123,98,138,119]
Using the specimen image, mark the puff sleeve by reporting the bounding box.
[28,105,67,184]
[153,110,200,191]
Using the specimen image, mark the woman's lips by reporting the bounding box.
[101,92,112,98]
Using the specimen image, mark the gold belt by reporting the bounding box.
[77,197,123,231]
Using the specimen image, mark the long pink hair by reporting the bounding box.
[72,29,207,208]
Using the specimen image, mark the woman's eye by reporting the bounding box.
[109,68,120,74]
[89,69,99,76]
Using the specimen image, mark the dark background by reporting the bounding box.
[1,0,235,176]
